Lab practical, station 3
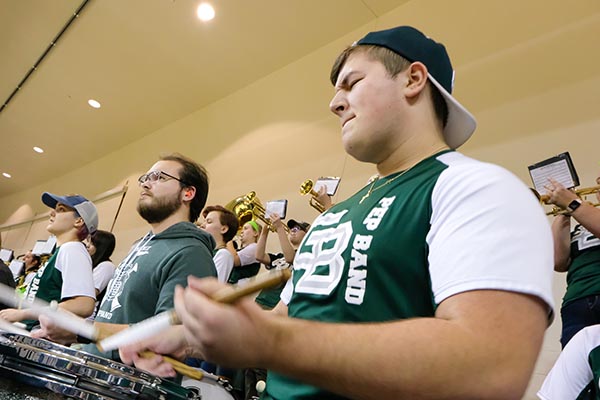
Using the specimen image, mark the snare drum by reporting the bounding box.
[0,331,199,399]
[182,371,235,400]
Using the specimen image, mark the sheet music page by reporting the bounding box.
[43,236,57,254]
[529,159,576,194]
[0,249,13,263]
[265,200,287,219]
[31,240,46,255]
[8,260,24,279]
[314,177,341,196]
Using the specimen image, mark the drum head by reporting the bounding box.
[0,332,199,399]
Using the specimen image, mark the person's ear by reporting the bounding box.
[404,62,428,98]
[182,186,196,201]
[73,217,84,229]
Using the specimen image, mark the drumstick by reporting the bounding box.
[97,268,291,352]
[139,351,204,380]
[0,318,31,336]
[0,283,98,341]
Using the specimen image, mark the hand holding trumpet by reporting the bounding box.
[537,177,600,216]
[544,178,580,210]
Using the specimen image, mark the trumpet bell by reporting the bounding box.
[225,191,287,233]
[299,179,314,196]
[299,179,325,213]
[224,194,255,229]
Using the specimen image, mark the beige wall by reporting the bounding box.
[1,2,599,399]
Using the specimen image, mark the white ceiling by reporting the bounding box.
[0,0,405,197]
[1,0,599,198]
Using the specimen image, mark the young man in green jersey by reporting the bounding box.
[121,26,554,399]
[0,193,97,326]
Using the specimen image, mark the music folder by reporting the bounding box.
[8,260,24,280]
[528,152,579,195]
[0,248,14,263]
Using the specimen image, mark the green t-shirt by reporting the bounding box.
[563,224,600,307]
[255,253,290,310]
[265,151,554,400]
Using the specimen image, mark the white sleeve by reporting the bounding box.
[427,154,554,311]
[55,242,96,300]
[238,243,258,266]
[92,261,116,292]
[280,270,294,305]
[538,325,600,399]
[213,249,234,283]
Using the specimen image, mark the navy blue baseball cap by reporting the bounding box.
[356,26,476,149]
[42,193,98,233]
[287,219,310,232]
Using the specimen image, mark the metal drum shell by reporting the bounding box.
[0,332,197,400]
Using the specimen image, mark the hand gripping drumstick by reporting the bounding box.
[0,318,31,336]
[139,351,205,380]
[0,284,204,380]
[97,268,292,352]
[0,283,98,341]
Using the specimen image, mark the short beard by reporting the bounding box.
[137,192,182,224]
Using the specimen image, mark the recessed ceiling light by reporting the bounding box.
[88,99,101,109]
[2,173,11,179]
[197,3,215,21]
[33,146,44,153]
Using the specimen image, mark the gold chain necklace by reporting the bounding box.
[359,163,417,204]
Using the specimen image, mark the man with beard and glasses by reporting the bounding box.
[34,153,217,362]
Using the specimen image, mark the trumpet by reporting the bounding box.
[225,191,289,233]
[533,185,600,204]
[300,179,326,213]
[546,202,600,216]
[531,184,600,216]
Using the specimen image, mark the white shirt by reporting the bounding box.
[213,248,234,283]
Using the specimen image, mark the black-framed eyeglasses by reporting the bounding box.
[138,170,188,186]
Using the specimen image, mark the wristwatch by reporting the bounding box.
[566,199,583,213]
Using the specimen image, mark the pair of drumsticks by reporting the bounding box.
[0,268,291,380]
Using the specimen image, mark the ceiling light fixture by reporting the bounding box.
[197,3,215,21]
[88,99,101,109]
[2,173,11,179]
[33,146,44,153]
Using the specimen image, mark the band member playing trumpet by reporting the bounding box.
[227,221,262,285]
[121,26,554,400]
[546,176,600,348]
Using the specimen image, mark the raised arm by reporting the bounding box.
[271,214,296,263]
[547,178,600,238]
[255,223,271,265]
[551,215,572,272]
[227,241,242,266]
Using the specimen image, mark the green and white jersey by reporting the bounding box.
[23,241,95,329]
[268,150,555,400]
[563,224,600,307]
[538,324,600,399]
[24,241,95,305]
